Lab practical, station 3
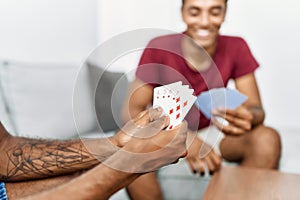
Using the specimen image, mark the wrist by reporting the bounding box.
[247,105,265,126]
[108,136,121,148]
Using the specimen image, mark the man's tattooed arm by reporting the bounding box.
[0,122,119,181]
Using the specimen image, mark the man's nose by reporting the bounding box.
[198,13,210,27]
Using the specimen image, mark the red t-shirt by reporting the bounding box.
[136,34,259,130]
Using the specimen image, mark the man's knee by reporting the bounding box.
[254,126,281,148]
[250,126,281,165]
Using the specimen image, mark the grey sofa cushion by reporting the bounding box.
[87,61,129,132]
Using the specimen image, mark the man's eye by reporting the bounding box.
[211,9,222,16]
[190,11,199,16]
[188,8,199,16]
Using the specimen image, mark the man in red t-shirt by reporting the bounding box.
[122,0,281,199]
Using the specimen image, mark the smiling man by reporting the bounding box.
[122,0,281,199]
[182,0,227,55]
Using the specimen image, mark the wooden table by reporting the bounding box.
[203,166,300,200]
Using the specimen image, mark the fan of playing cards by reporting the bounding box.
[153,81,197,130]
[195,88,248,119]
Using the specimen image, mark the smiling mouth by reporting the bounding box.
[196,29,210,38]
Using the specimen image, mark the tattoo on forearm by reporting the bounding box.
[2,141,97,180]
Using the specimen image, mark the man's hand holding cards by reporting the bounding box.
[195,88,253,135]
[195,88,248,119]
[153,81,196,130]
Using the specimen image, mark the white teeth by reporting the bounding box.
[197,30,210,37]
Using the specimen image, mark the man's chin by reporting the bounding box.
[194,41,212,50]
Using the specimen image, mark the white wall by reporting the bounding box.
[96,0,184,76]
[0,0,98,63]
[220,0,300,128]
[97,0,182,43]
[97,0,300,129]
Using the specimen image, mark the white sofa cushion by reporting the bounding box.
[0,60,96,139]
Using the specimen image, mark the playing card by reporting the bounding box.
[153,82,196,130]
[173,85,195,118]
[164,82,196,118]
[195,88,248,118]
[161,81,182,97]
[153,85,182,130]
[153,84,177,109]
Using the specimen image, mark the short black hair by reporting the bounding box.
[182,0,228,4]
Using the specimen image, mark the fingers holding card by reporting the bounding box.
[153,81,196,130]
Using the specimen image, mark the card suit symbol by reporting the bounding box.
[169,109,173,115]
[176,97,180,103]
[163,96,165,98]
[169,125,173,130]
[183,101,188,107]
[176,105,180,111]
[168,95,170,98]
[176,113,180,119]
